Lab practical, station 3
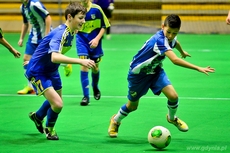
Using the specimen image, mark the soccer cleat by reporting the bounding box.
[64,64,72,77]
[29,112,44,134]
[167,114,189,132]
[44,127,59,140]
[108,115,120,138]
[80,96,89,106]
[17,86,35,94]
[93,87,101,100]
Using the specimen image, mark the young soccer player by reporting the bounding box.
[26,2,96,140]
[93,0,114,39]
[17,0,52,94]
[0,28,21,58]
[108,14,215,137]
[76,0,110,106]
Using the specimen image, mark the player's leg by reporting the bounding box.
[79,55,90,106]
[43,87,62,140]
[162,85,188,132]
[29,100,50,134]
[27,74,62,140]
[108,74,150,137]
[17,43,37,94]
[91,57,101,100]
[153,69,188,132]
[27,75,50,134]
[42,72,63,140]
[108,99,139,138]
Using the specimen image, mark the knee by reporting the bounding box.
[92,66,99,73]
[52,101,63,113]
[127,100,139,112]
[167,93,178,102]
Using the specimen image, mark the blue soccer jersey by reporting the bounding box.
[26,24,74,78]
[129,30,177,75]
[20,0,50,44]
[76,3,110,58]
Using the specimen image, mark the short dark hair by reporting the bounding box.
[163,14,181,29]
[64,2,87,20]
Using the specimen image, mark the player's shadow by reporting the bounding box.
[3,133,46,145]
[105,136,147,145]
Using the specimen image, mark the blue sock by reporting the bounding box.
[91,71,100,88]
[81,71,89,98]
[120,104,130,114]
[46,108,59,128]
[36,100,50,120]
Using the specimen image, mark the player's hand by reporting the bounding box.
[18,39,23,47]
[180,51,191,59]
[226,17,230,25]
[89,38,99,49]
[108,3,114,11]
[197,66,215,75]
[23,61,29,66]
[81,59,96,69]
[13,50,21,58]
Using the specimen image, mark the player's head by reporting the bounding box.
[162,14,181,42]
[163,14,181,29]
[65,2,86,31]
[64,2,86,20]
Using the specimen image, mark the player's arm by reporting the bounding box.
[0,37,21,58]
[51,52,96,69]
[226,10,230,25]
[18,23,29,47]
[165,50,214,75]
[89,28,106,48]
[44,15,52,36]
[175,40,191,58]
[108,1,114,11]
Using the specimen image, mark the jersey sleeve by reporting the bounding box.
[49,28,71,54]
[30,2,50,19]
[0,28,3,38]
[20,5,28,24]
[97,5,110,29]
[49,32,63,54]
[155,37,172,54]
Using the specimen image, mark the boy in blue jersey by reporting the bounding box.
[108,14,215,137]
[0,28,21,58]
[25,2,96,140]
[93,0,114,39]
[17,0,52,94]
[76,0,110,106]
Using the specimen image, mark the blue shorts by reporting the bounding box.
[76,41,103,59]
[26,72,62,96]
[25,42,38,55]
[127,69,171,101]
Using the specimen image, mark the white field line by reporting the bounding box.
[0,94,229,101]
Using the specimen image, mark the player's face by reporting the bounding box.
[162,25,179,42]
[71,12,86,31]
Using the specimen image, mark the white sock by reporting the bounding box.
[167,102,179,121]
[114,108,129,123]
